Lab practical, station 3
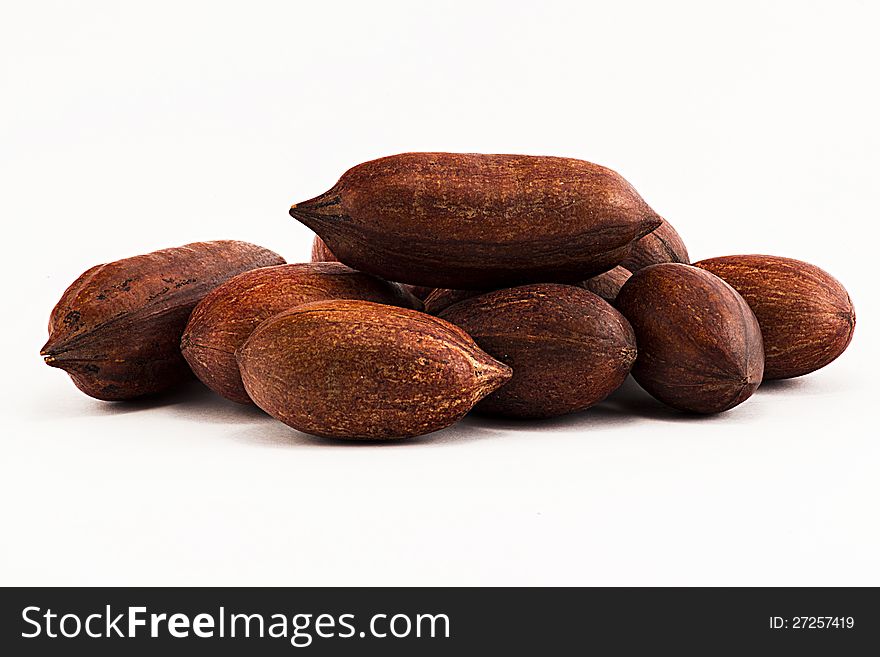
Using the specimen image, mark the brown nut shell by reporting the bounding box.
[615,263,764,413]
[579,266,632,303]
[694,255,855,379]
[181,262,421,404]
[41,240,285,400]
[310,235,339,263]
[620,217,689,272]
[439,284,637,418]
[237,300,512,439]
[291,153,662,289]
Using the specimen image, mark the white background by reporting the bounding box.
[2,1,878,586]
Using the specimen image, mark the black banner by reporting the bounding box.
[1,587,876,654]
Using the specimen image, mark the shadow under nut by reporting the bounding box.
[311,235,435,301]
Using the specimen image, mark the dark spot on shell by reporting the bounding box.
[63,310,81,326]
[147,286,171,302]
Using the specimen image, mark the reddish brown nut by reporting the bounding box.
[579,266,631,303]
[620,217,689,272]
[310,235,338,263]
[694,255,855,379]
[181,262,421,404]
[291,152,662,289]
[439,284,637,418]
[615,263,764,413]
[41,241,285,400]
[237,300,512,439]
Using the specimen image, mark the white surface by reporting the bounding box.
[1,0,878,586]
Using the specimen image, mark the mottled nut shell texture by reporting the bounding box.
[42,240,285,400]
[620,217,689,272]
[311,235,434,301]
[439,284,637,418]
[615,263,764,414]
[237,300,512,439]
[181,262,422,404]
[291,153,662,289]
[694,255,855,379]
